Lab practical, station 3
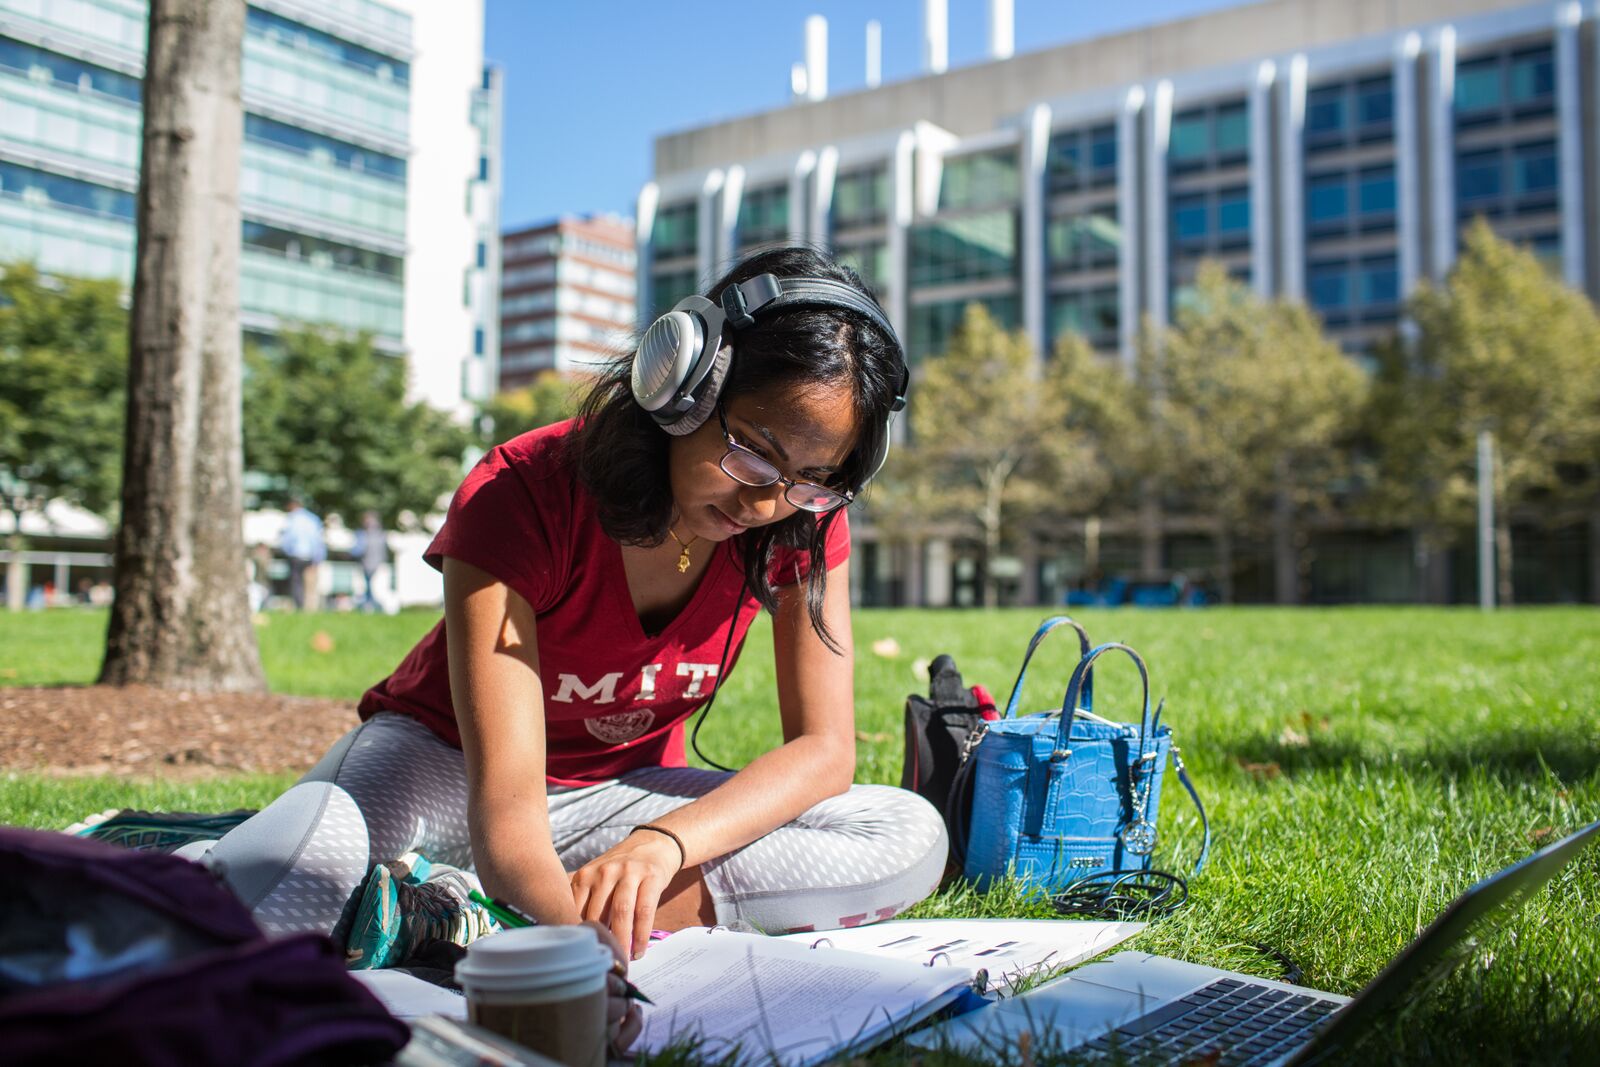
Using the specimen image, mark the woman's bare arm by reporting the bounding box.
[443,556,581,924]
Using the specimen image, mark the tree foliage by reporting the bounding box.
[0,262,127,520]
[476,371,585,447]
[892,303,1101,605]
[243,327,471,528]
[1364,220,1600,601]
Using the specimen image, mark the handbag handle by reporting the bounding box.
[1053,642,1153,759]
[1003,616,1094,719]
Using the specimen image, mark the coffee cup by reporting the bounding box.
[454,925,614,1067]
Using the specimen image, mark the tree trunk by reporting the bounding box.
[1215,520,1235,605]
[100,0,264,692]
[1495,516,1514,607]
[5,529,25,613]
[1414,524,1450,604]
[1138,478,1162,579]
[1590,500,1600,606]
[1271,457,1298,605]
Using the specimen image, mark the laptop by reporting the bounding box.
[915,818,1598,1066]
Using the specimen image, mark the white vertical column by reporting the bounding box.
[865,21,882,88]
[697,169,724,287]
[1427,26,1457,278]
[888,131,917,348]
[1556,3,1586,289]
[1144,80,1173,331]
[811,146,839,246]
[804,15,828,102]
[717,165,742,272]
[789,151,816,244]
[1278,55,1307,301]
[1021,103,1051,361]
[1395,33,1423,302]
[1249,60,1277,296]
[1117,86,1145,369]
[922,0,948,75]
[635,182,659,329]
[987,0,1014,61]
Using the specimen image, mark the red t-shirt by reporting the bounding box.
[358,420,851,787]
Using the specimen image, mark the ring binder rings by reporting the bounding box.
[808,937,834,950]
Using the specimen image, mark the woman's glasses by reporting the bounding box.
[717,406,852,513]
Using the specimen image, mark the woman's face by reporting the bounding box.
[668,378,861,542]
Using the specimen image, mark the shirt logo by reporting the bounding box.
[583,708,657,744]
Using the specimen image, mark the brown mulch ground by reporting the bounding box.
[0,686,358,778]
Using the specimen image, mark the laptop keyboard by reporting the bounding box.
[1074,976,1342,1066]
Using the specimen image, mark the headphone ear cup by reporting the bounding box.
[659,342,731,437]
[632,310,701,415]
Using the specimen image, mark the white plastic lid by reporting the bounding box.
[455,926,613,993]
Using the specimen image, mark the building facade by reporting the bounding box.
[0,0,501,414]
[499,213,635,387]
[639,0,1598,605]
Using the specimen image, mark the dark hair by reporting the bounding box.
[568,246,902,652]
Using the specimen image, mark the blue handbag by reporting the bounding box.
[957,617,1210,893]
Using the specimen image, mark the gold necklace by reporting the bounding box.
[666,527,699,574]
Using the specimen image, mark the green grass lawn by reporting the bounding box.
[4,606,1598,1064]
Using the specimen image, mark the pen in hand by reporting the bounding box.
[468,889,655,1005]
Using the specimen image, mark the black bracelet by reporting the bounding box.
[634,823,687,871]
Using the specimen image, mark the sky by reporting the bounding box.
[484,0,1250,232]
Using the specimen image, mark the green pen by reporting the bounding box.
[468,890,654,1005]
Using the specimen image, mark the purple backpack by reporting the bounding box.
[0,827,408,1066]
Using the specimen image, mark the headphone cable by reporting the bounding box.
[689,572,747,773]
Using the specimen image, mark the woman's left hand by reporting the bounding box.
[570,831,684,960]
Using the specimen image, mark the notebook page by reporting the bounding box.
[630,929,973,1067]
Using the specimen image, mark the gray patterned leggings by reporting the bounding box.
[197,713,947,940]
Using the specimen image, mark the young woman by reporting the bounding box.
[168,246,946,1043]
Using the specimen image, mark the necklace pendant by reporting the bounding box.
[676,549,691,574]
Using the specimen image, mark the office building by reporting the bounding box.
[0,0,501,415]
[638,0,1597,605]
[500,213,635,387]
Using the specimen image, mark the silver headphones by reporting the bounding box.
[630,273,909,485]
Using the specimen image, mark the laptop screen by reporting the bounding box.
[1292,818,1599,1065]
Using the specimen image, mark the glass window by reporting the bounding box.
[1171,194,1207,241]
[1357,76,1394,127]
[1049,287,1119,347]
[0,160,135,219]
[909,211,1016,285]
[1089,125,1117,174]
[1048,208,1120,269]
[939,150,1018,211]
[1528,232,1561,273]
[244,115,406,181]
[651,268,699,316]
[1359,256,1398,306]
[475,242,486,268]
[1454,58,1502,114]
[1308,173,1348,223]
[1216,187,1250,234]
[1509,47,1555,107]
[652,202,697,258]
[242,220,403,279]
[834,240,888,292]
[473,328,485,356]
[1457,150,1502,203]
[0,37,141,103]
[1358,166,1396,217]
[1048,134,1081,186]
[1308,262,1349,310]
[1169,111,1209,163]
[737,185,789,246]
[833,167,889,228]
[908,295,1019,361]
[1306,86,1345,135]
[246,7,410,86]
[1512,141,1558,196]
[1214,103,1249,157]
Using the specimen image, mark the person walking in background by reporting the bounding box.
[279,498,325,612]
[353,510,389,613]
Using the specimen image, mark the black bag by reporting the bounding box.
[901,654,995,832]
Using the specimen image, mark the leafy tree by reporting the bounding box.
[244,327,472,529]
[0,263,127,609]
[1365,221,1600,604]
[895,304,1100,606]
[477,371,585,447]
[101,0,264,691]
[1151,264,1365,603]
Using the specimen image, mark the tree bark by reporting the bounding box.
[100,0,264,692]
[1271,456,1298,605]
[1495,516,1514,607]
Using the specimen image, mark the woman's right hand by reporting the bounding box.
[586,920,643,1054]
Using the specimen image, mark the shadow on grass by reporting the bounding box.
[1224,722,1600,785]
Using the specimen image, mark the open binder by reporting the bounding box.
[628,926,984,1067]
